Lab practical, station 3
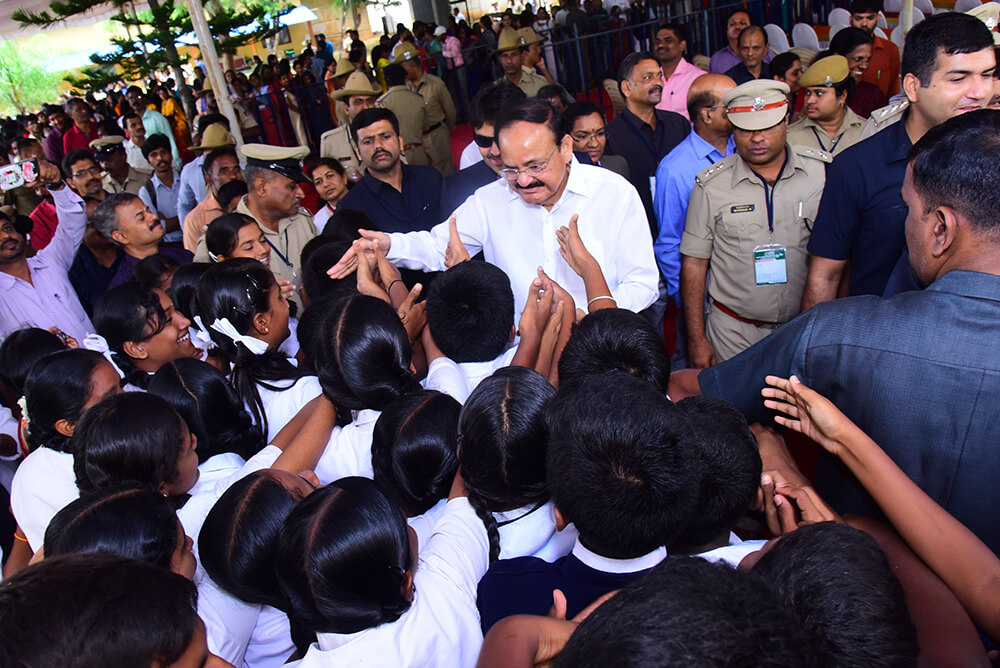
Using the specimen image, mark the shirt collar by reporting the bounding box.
[667,58,698,80]
[151,170,178,189]
[688,130,734,161]
[885,112,914,163]
[621,106,654,132]
[730,147,803,189]
[926,270,1000,302]
[236,195,292,235]
[571,537,667,573]
[504,154,583,205]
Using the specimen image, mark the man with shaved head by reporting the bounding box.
[653,73,737,365]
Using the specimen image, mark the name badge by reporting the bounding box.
[731,204,755,214]
[754,244,788,286]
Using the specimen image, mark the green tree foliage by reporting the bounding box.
[0,38,69,116]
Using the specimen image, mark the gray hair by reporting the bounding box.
[244,165,279,190]
[91,192,140,246]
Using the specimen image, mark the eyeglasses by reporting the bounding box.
[571,129,606,143]
[499,147,559,181]
[72,166,102,178]
[473,133,496,148]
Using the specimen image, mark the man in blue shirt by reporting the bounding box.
[800,13,995,310]
[672,110,1000,556]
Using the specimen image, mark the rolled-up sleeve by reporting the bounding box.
[680,182,714,260]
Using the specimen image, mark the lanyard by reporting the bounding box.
[809,126,842,154]
[265,229,293,268]
[621,112,666,161]
[750,151,790,234]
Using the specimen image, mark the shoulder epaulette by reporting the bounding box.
[694,154,737,186]
[794,145,833,163]
[871,99,908,126]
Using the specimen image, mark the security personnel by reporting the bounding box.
[92,136,150,195]
[680,80,830,365]
[493,29,548,97]
[319,71,381,182]
[194,144,317,311]
[378,63,431,166]
[787,56,866,156]
[395,43,457,176]
[330,58,356,127]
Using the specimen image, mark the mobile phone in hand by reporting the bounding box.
[0,159,40,192]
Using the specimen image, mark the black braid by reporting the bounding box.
[465,487,501,563]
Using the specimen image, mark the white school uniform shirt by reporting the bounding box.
[313,409,379,485]
[291,497,489,668]
[696,532,769,568]
[407,498,449,551]
[423,349,517,404]
[10,447,79,551]
[495,500,578,562]
[387,159,659,316]
[256,375,323,445]
[459,140,482,169]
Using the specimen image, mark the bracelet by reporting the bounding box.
[587,295,616,308]
[387,279,403,292]
[13,531,27,543]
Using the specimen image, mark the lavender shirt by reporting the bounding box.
[708,45,774,74]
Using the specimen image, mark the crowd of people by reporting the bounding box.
[1,0,1000,665]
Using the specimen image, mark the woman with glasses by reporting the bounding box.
[560,101,629,179]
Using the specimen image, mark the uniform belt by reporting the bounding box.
[403,142,423,150]
[712,300,783,328]
[427,122,443,133]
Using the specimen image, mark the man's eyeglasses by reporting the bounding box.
[473,133,496,148]
[72,166,102,178]
[499,147,559,181]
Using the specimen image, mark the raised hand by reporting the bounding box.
[444,214,470,267]
[397,283,426,342]
[275,279,297,303]
[353,240,391,303]
[760,469,841,535]
[327,229,390,279]
[555,214,597,278]
[762,375,851,457]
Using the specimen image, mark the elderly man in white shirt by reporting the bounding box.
[329,98,659,314]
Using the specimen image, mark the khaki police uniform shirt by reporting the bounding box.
[787,106,865,156]
[102,166,151,195]
[194,195,318,311]
[378,86,430,146]
[319,125,363,177]
[409,73,457,131]
[495,68,548,98]
[680,145,830,324]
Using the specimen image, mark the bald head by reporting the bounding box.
[687,74,737,130]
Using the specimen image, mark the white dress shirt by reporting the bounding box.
[459,141,482,169]
[387,159,659,314]
[291,497,488,668]
[0,186,93,343]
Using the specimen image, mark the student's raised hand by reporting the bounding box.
[275,279,296,303]
[760,470,841,536]
[353,240,391,303]
[536,267,577,322]
[371,240,403,291]
[518,275,556,343]
[397,283,426,343]
[762,375,851,458]
[555,214,597,278]
[444,214,470,267]
[327,229,389,279]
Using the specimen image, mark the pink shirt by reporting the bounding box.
[656,58,704,120]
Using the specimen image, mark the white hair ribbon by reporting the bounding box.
[83,333,126,379]
[191,316,217,351]
[16,396,29,431]
[209,317,268,355]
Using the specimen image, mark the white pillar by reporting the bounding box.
[187,0,244,152]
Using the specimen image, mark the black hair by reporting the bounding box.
[22,349,106,454]
[295,300,335,372]
[554,557,816,667]
[43,483,179,569]
[469,80,527,131]
[459,367,555,562]
[559,100,604,138]
[849,0,882,14]
[149,358,264,462]
[672,396,761,548]
[300,236,357,305]
[141,132,172,160]
[314,293,421,426]
[426,261,514,363]
[727,7,752,22]
[200,469,302,608]
[384,62,407,87]
[901,12,994,84]
[93,281,168,389]
[656,21,688,44]
[322,207,374,242]
[194,259,302,436]
[350,107,400,145]
[617,50,659,91]
[275,478,413,634]
[496,96,564,145]
[311,156,346,178]
[217,178,249,211]
[170,262,211,320]
[546,371,700,558]
[738,24,768,46]
[62,147,96,177]
[96,119,125,140]
[771,51,802,80]
[537,84,576,109]
[205,212,260,260]
[0,327,65,399]
[72,392,189,494]
[0,554,198,668]
[828,26,874,62]
[558,308,671,394]
[132,252,180,292]
[754,522,919,667]
[372,390,461,516]
[909,109,1000,238]
[202,145,239,176]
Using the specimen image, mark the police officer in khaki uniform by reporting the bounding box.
[680,80,830,365]
[319,71,381,182]
[377,63,431,166]
[395,43,457,176]
[494,29,548,98]
[194,144,317,311]
[787,56,866,156]
[330,58,356,127]
[92,136,151,195]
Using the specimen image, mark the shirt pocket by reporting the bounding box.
[792,197,821,250]
[719,205,769,254]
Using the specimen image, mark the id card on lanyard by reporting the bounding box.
[750,155,790,286]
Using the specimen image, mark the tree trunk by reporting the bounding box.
[148,0,197,119]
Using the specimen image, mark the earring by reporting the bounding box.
[262,326,269,334]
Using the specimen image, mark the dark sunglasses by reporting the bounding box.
[473,133,496,148]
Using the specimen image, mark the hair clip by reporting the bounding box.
[83,333,127,379]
